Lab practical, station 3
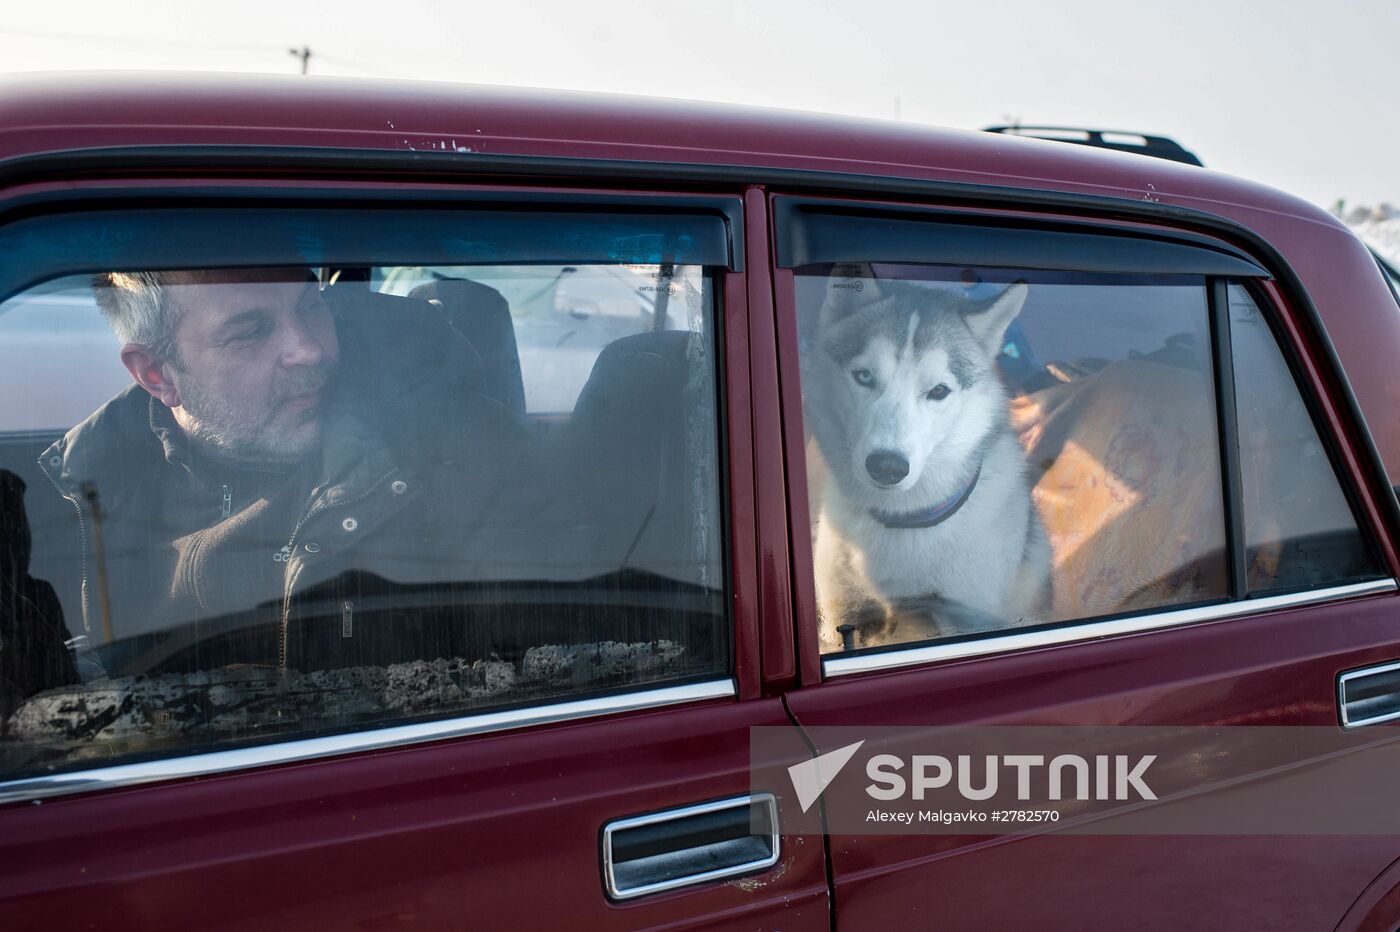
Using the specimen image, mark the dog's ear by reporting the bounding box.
[822,262,883,316]
[963,280,1028,357]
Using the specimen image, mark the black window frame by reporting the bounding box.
[0,188,744,306]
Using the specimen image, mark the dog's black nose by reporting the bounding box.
[866,450,910,486]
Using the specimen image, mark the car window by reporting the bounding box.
[1227,283,1382,593]
[795,262,1230,652]
[0,209,729,780]
[0,280,131,431]
[379,264,703,414]
[1374,252,1400,306]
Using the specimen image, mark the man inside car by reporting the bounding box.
[36,267,540,676]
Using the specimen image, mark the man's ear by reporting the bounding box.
[119,344,181,408]
[963,281,1029,357]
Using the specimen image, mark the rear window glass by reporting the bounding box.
[1227,283,1382,593]
[795,262,1228,652]
[0,220,729,779]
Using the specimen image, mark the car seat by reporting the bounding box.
[566,330,721,590]
[408,279,526,416]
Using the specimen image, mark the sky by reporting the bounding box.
[2,0,1396,210]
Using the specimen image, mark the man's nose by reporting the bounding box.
[279,315,326,367]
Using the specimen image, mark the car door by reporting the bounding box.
[0,169,828,929]
[768,192,1400,930]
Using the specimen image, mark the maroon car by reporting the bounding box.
[0,73,1398,930]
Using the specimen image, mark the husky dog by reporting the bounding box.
[804,265,1051,650]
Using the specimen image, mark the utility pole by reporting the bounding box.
[289,46,311,74]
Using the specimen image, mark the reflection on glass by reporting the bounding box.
[0,260,726,778]
[1228,284,1381,593]
[798,264,1229,654]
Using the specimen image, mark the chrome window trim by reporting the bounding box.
[823,579,1397,678]
[1338,659,1400,729]
[0,679,735,806]
[602,793,781,900]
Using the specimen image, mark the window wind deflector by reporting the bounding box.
[0,205,737,302]
[773,198,1269,277]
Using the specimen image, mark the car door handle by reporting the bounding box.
[601,794,780,900]
[1339,660,1400,728]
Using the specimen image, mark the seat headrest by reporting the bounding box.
[409,279,526,415]
[574,331,692,421]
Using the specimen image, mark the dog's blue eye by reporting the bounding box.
[926,383,951,401]
[852,368,875,388]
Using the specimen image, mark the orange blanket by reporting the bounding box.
[1011,359,1228,620]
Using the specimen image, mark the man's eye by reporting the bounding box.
[852,368,875,388]
[926,383,951,401]
[228,322,269,343]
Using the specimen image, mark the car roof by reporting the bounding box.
[0,71,1338,228]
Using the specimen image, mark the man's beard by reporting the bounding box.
[176,364,335,464]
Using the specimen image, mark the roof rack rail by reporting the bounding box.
[983,125,1204,166]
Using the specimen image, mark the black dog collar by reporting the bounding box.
[869,466,982,529]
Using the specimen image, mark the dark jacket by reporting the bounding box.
[0,469,77,724]
[36,289,551,675]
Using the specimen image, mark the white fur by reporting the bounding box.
[804,269,1051,650]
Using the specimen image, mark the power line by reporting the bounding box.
[0,26,273,55]
[0,27,407,77]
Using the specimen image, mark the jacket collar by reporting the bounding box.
[39,385,166,497]
[40,383,399,505]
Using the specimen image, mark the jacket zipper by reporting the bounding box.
[278,467,398,671]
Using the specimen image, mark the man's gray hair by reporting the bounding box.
[92,271,183,365]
